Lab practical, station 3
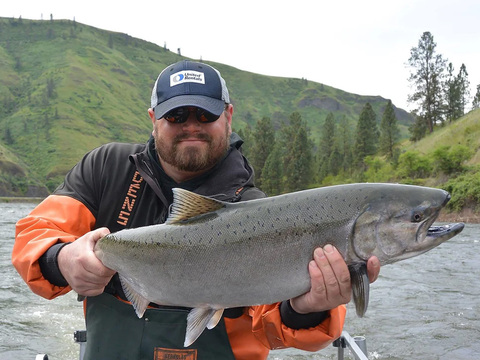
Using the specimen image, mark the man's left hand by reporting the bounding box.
[289,244,381,314]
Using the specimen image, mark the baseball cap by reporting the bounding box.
[151,60,230,120]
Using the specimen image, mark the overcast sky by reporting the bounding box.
[2,0,479,111]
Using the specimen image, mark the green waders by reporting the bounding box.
[85,293,236,360]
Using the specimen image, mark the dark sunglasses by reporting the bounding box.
[163,106,223,124]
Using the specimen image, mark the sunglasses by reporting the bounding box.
[163,106,223,124]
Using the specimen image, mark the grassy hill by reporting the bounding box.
[0,17,414,196]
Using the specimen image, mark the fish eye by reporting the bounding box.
[411,211,423,222]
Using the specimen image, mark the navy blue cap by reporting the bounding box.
[151,60,230,120]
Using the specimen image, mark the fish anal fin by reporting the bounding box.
[207,309,224,329]
[184,307,224,347]
[348,263,370,317]
[166,188,226,225]
[119,275,150,318]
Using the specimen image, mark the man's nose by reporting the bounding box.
[182,110,201,129]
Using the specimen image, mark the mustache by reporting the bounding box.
[174,133,212,143]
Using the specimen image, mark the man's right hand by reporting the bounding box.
[57,227,116,296]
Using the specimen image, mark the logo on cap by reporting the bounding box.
[170,71,205,87]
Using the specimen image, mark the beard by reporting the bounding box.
[154,123,230,173]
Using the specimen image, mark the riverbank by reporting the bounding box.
[437,208,480,224]
[0,197,44,204]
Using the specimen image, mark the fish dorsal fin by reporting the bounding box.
[119,275,150,318]
[349,263,370,317]
[166,188,226,225]
[184,308,224,347]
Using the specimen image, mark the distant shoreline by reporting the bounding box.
[0,197,44,204]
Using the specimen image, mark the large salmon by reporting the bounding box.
[94,183,464,346]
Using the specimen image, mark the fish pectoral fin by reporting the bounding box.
[166,188,226,224]
[119,275,150,318]
[348,263,370,317]
[184,307,224,347]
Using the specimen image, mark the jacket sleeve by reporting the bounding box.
[12,195,96,299]
[249,303,346,351]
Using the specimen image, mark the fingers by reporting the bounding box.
[290,245,351,314]
[57,228,115,296]
[367,256,381,283]
[315,245,351,303]
[83,228,116,278]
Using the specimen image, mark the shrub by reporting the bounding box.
[443,169,480,211]
[396,151,432,179]
[432,145,473,175]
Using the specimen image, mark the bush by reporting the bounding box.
[443,168,480,211]
[396,150,432,179]
[432,145,473,175]
[363,156,394,182]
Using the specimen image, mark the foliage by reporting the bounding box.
[1,18,480,218]
[249,116,275,187]
[0,17,414,196]
[432,145,473,175]
[363,156,394,183]
[379,100,399,159]
[407,31,447,135]
[472,84,480,110]
[261,143,283,196]
[282,112,313,192]
[444,62,462,122]
[317,112,336,180]
[353,103,378,166]
[443,168,480,211]
[396,150,432,179]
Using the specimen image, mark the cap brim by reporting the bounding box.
[154,95,225,120]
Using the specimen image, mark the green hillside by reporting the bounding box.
[0,17,413,196]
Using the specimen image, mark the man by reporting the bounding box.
[13,60,380,359]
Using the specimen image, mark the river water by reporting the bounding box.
[1,202,479,360]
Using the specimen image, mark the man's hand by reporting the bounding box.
[57,227,116,297]
[290,244,381,314]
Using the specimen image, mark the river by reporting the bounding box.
[1,202,479,359]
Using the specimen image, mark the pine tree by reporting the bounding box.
[317,112,336,180]
[472,84,480,110]
[407,31,447,135]
[456,63,470,115]
[354,103,378,166]
[444,62,461,122]
[251,116,275,187]
[409,112,427,142]
[283,112,313,192]
[338,115,353,175]
[236,125,253,160]
[379,100,399,159]
[261,143,283,196]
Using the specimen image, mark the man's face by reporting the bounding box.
[149,105,233,178]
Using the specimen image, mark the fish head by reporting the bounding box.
[350,184,464,265]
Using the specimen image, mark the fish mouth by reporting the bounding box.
[424,192,464,242]
[426,222,465,241]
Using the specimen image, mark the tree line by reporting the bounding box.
[236,100,399,196]
[235,30,478,196]
[407,31,480,141]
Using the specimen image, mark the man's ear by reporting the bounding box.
[148,108,156,126]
